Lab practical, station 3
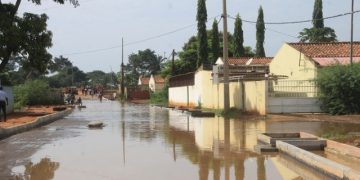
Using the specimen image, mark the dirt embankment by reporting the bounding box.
[0,106,60,129]
[267,113,360,124]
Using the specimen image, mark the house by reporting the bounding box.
[214,57,273,81]
[270,42,360,80]
[168,65,267,114]
[138,76,150,91]
[149,75,165,93]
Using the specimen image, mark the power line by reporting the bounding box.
[61,15,221,56]
[228,10,360,25]
[60,9,359,57]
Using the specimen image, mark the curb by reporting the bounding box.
[277,141,360,180]
[0,108,73,140]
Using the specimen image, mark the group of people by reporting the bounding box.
[65,93,83,106]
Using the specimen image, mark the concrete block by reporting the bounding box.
[277,141,360,179]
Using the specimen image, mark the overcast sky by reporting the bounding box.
[12,0,360,73]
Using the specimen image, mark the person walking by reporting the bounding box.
[0,87,9,122]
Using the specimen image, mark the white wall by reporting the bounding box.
[168,70,268,115]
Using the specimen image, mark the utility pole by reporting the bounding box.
[71,62,74,86]
[172,49,176,76]
[121,38,125,98]
[350,0,354,66]
[222,0,230,112]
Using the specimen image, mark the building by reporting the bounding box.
[138,76,150,91]
[270,42,360,80]
[149,75,165,93]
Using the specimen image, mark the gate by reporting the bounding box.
[267,80,322,113]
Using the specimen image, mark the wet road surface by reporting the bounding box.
[1,100,360,180]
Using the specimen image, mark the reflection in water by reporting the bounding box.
[166,113,295,180]
[6,103,360,180]
[14,158,59,180]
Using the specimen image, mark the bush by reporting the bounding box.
[317,64,360,115]
[14,80,64,109]
[150,84,168,106]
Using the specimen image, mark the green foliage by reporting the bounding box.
[317,64,360,115]
[298,0,337,43]
[299,27,337,43]
[48,66,87,88]
[14,80,64,109]
[196,0,208,67]
[255,6,266,57]
[0,0,78,73]
[150,83,168,106]
[128,49,164,76]
[313,0,324,28]
[211,19,220,64]
[233,14,245,57]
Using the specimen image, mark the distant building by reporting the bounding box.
[149,75,165,93]
[138,76,150,91]
[138,75,166,93]
[214,57,273,81]
[270,42,360,80]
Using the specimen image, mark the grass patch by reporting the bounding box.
[150,89,168,106]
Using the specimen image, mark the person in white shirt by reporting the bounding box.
[0,87,9,122]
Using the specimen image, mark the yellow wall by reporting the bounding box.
[169,70,268,115]
[270,43,317,80]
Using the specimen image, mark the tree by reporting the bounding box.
[196,0,208,67]
[0,0,78,73]
[18,13,53,77]
[313,0,324,28]
[49,56,72,72]
[299,27,337,42]
[128,49,164,76]
[211,19,220,64]
[255,6,266,57]
[48,65,87,88]
[233,14,245,57]
[298,0,337,43]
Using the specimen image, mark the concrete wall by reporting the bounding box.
[270,43,317,81]
[169,70,268,114]
[268,97,322,113]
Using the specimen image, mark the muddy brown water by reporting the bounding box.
[1,100,360,180]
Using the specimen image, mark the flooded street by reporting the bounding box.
[1,100,360,180]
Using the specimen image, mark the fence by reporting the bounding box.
[169,72,195,88]
[268,80,318,98]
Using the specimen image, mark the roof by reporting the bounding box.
[288,42,360,58]
[153,75,165,84]
[228,57,273,66]
[312,57,360,66]
[139,77,150,85]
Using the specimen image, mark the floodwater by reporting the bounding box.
[1,100,360,180]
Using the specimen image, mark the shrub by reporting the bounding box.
[317,64,360,115]
[14,80,64,109]
[150,83,168,106]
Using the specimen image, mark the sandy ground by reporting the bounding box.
[0,106,59,129]
[267,113,360,124]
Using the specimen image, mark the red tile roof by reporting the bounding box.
[153,75,165,84]
[228,57,273,66]
[140,77,150,85]
[313,57,360,66]
[288,42,360,58]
